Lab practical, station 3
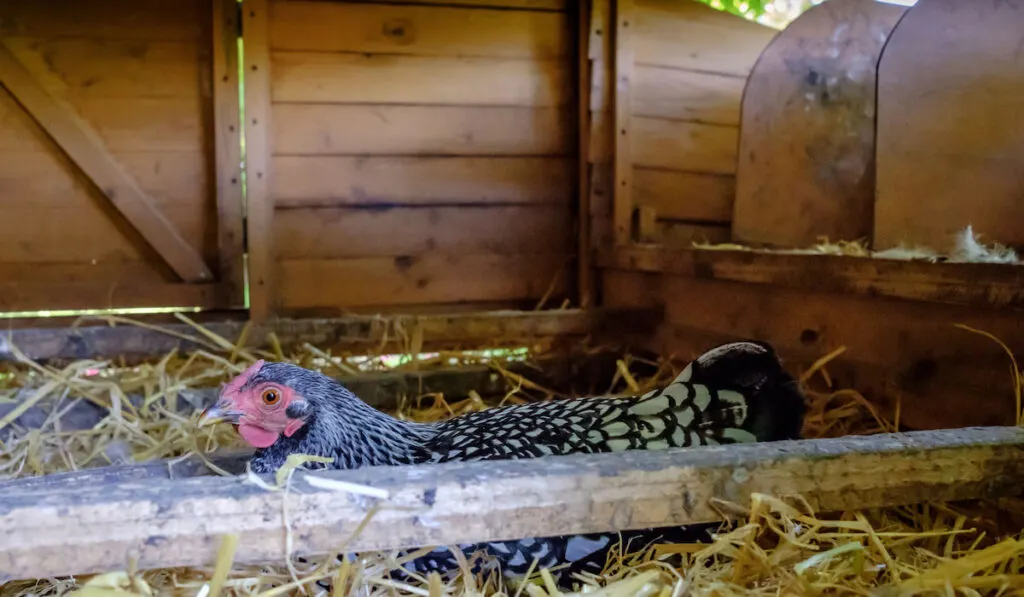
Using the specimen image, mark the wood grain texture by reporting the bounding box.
[657,222,730,246]
[733,0,905,248]
[0,308,652,362]
[272,105,572,157]
[634,0,775,76]
[271,156,572,207]
[632,117,738,174]
[634,168,733,222]
[588,0,614,255]
[269,0,570,58]
[577,0,594,306]
[632,65,745,125]
[4,427,1024,579]
[278,254,570,309]
[601,266,1024,430]
[274,206,572,259]
[875,0,1024,253]
[213,0,246,309]
[612,0,636,245]
[244,0,275,320]
[0,281,219,313]
[0,0,206,43]
[0,44,212,283]
[272,52,571,107]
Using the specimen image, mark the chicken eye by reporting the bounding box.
[261,388,282,406]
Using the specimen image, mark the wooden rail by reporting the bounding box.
[3,427,1024,580]
[598,246,1024,309]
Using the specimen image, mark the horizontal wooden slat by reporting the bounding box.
[634,167,734,222]
[269,0,570,58]
[272,52,570,107]
[598,246,1024,310]
[635,0,775,76]
[658,221,730,246]
[385,0,568,9]
[272,105,572,156]
[4,427,1024,580]
[0,205,211,265]
[633,117,738,174]
[272,156,572,207]
[0,282,218,313]
[633,65,744,125]
[0,308,657,362]
[0,0,206,42]
[278,254,570,309]
[3,37,205,100]
[274,206,571,259]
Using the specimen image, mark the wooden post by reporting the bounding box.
[611,0,635,246]
[213,0,247,309]
[242,0,274,322]
[2,427,1024,580]
[0,44,213,283]
[576,0,595,307]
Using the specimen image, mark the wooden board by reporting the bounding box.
[279,254,570,310]
[634,168,733,222]
[0,0,206,43]
[632,65,745,126]
[733,0,906,248]
[4,427,1024,579]
[612,0,637,245]
[632,117,738,174]
[634,0,775,76]
[601,266,1024,430]
[875,0,1024,253]
[272,52,570,107]
[271,105,572,157]
[269,0,571,59]
[272,156,572,207]
[274,206,572,259]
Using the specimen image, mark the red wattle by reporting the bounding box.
[238,422,280,448]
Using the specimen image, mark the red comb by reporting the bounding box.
[224,359,265,394]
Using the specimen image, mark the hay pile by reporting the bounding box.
[1,317,1023,597]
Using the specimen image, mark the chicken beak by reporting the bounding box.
[198,399,242,427]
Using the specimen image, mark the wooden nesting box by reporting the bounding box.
[3,0,1024,584]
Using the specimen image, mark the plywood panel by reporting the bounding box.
[272,52,570,107]
[275,206,571,259]
[733,0,905,248]
[3,37,205,100]
[269,0,570,59]
[0,0,205,43]
[602,269,1024,430]
[272,105,572,156]
[634,0,775,76]
[632,117,738,174]
[279,254,569,309]
[272,156,571,207]
[633,168,733,222]
[875,0,1024,253]
[633,66,744,125]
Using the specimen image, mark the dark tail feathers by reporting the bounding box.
[681,340,807,442]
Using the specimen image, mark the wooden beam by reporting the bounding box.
[3,426,1024,580]
[0,44,213,284]
[242,0,274,322]
[598,246,1024,310]
[0,282,220,315]
[612,0,635,246]
[0,308,660,362]
[576,0,594,307]
[213,0,247,309]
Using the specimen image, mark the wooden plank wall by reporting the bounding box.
[266,0,577,315]
[0,0,225,312]
[628,0,775,246]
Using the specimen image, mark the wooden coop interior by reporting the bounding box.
[3,0,1024,591]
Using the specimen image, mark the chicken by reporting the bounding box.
[199,340,806,583]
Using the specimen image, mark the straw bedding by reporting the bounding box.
[1,316,1023,597]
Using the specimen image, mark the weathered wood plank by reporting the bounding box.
[612,0,636,245]
[632,117,738,174]
[577,0,594,307]
[268,1,570,58]
[632,65,745,126]
[0,282,220,314]
[3,427,1023,580]
[597,246,1024,310]
[0,308,658,363]
[633,168,734,223]
[0,0,205,43]
[271,157,572,208]
[0,44,213,283]
[212,0,246,309]
[244,0,275,321]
